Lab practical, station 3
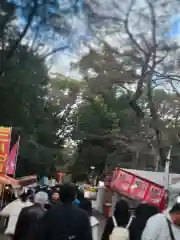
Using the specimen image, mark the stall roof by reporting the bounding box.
[121,168,180,186]
[17,175,37,186]
[171,181,180,191]
[0,174,19,185]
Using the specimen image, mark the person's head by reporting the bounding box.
[114,199,130,227]
[51,192,60,201]
[20,192,29,202]
[136,203,159,220]
[34,191,48,206]
[169,202,180,226]
[60,184,76,204]
[79,199,92,216]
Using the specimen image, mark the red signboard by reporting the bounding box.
[109,168,165,208]
[145,185,165,205]
[56,172,64,184]
[113,170,133,193]
[130,177,149,199]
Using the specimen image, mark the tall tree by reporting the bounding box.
[0,44,67,176]
[75,0,180,169]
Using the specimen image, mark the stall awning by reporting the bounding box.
[17,175,37,186]
[0,174,37,186]
[121,168,180,186]
[0,174,19,185]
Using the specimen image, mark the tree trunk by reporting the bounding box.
[147,76,166,169]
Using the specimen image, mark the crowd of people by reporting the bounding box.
[102,198,180,240]
[0,183,180,240]
[0,183,99,240]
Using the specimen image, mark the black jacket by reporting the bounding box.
[14,204,46,240]
[37,203,93,240]
[101,217,114,240]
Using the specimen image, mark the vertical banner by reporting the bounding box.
[0,127,11,173]
[6,138,20,175]
[56,172,64,184]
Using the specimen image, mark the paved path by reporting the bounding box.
[0,211,107,240]
[93,209,106,236]
[0,234,7,240]
[0,218,7,240]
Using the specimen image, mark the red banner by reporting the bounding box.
[6,139,19,175]
[110,168,165,208]
[112,170,134,193]
[0,128,11,173]
[130,177,149,199]
[145,185,165,205]
[56,172,64,184]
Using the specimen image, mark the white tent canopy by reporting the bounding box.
[121,168,180,207]
[122,168,180,186]
[170,181,180,192]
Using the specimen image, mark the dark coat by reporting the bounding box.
[101,214,130,240]
[13,204,46,240]
[37,203,93,240]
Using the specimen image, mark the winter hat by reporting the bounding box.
[34,191,48,204]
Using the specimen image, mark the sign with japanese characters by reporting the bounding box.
[0,127,11,173]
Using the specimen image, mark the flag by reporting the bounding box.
[0,127,11,173]
[6,139,19,175]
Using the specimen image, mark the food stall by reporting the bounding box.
[106,168,180,215]
[0,174,37,208]
[0,174,19,186]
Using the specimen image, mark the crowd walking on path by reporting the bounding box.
[0,183,180,240]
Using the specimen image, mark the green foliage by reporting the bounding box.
[0,45,66,177]
[70,91,136,174]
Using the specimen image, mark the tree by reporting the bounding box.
[70,89,151,174]
[0,44,68,177]
[74,0,180,169]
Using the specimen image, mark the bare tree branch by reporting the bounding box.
[0,0,38,76]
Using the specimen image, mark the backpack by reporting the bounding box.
[110,216,133,240]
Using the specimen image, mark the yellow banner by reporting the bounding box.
[0,127,11,173]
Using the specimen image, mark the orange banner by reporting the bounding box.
[0,127,11,173]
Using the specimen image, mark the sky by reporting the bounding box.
[13,0,180,80]
[48,1,180,79]
[51,53,80,78]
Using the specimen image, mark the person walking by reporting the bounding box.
[101,199,130,240]
[0,190,32,240]
[129,203,159,240]
[13,191,48,240]
[79,198,100,240]
[37,183,93,240]
[142,198,180,240]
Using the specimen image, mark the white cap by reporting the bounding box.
[34,191,48,204]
